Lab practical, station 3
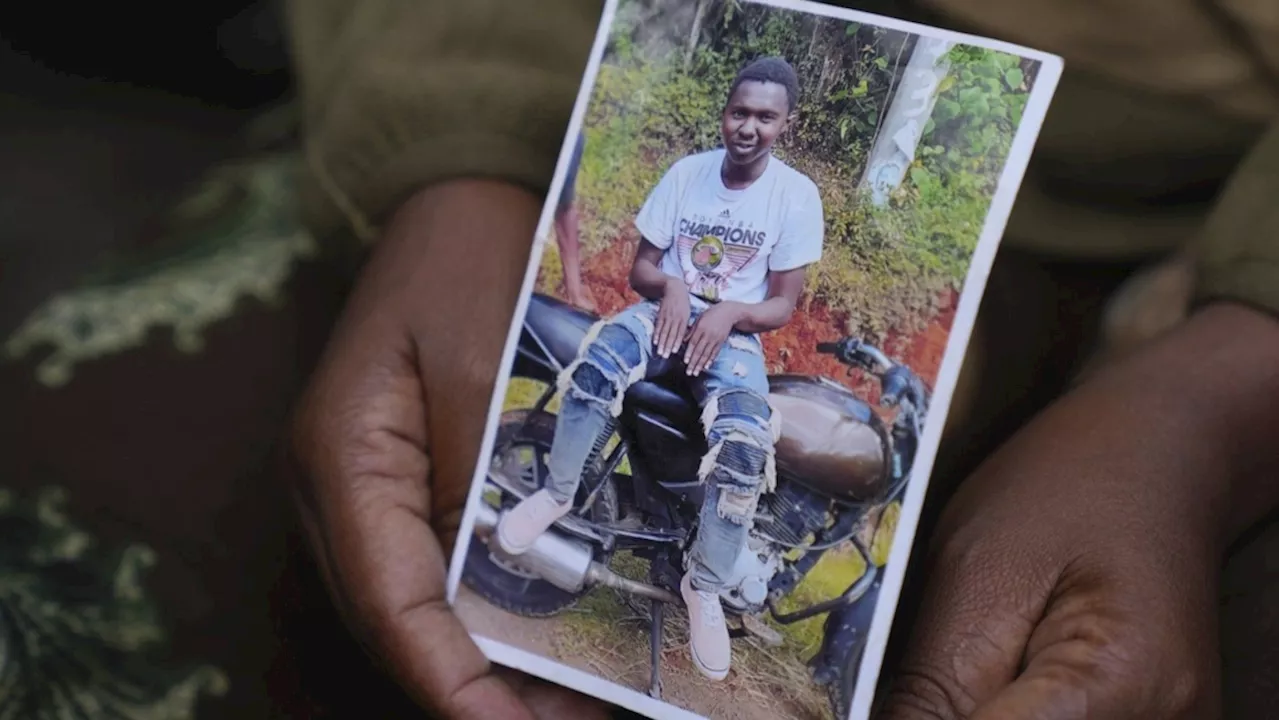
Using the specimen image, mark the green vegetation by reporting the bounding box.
[498,380,904,706]
[565,0,1037,338]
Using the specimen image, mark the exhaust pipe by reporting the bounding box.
[473,504,594,593]
[473,504,681,605]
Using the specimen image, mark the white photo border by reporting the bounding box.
[445,1,1064,718]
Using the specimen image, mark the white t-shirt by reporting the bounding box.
[634,149,824,305]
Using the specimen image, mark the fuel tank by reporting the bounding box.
[767,375,892,503]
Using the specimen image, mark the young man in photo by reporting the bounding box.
[497,56,824,681]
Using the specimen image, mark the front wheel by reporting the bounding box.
[462,408,617,618]
[823,575,881,720]
[827,631,870,720]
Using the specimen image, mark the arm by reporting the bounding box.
[882,300,1276,720]
[629,238,684,301]
[682,267,809,374]
[728,266,807,334]
[286,0,598,241]
[630,238,693,357]
[726,178,821,335]
[1194,305,1280,540]
[882,124,1277,720]
[1183,122,1278,539]
[285,1,611,717]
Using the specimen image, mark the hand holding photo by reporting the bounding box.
[447,2,1061,718]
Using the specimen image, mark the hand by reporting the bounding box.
[653,277,691,358]
[563,280,597,313]
[683,301,744,376]
[880,303,1276,720]
[290,180,611,720]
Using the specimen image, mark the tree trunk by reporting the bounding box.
[684,0,710,70]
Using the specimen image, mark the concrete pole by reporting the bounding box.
[859,37,954,206]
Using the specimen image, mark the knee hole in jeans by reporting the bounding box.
[701,434,771,526]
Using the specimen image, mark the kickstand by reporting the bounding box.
[647,599,664,699]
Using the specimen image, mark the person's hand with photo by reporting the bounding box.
[289,180,613,720]
[879,302,1277,720]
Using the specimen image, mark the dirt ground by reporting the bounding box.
[456,585,835,720]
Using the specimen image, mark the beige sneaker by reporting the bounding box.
[681,573,730,681]
[495,489,572,555]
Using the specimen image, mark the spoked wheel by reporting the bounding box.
[827,632,870,720]
[462,408,617,618]
[823,574,880,720]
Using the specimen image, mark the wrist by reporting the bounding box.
[663,275,687,298]
[1068,303,1277,547]
[723,301,752,328]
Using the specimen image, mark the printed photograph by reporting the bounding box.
[450,1,1059,718]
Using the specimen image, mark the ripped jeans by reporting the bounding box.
[546,299,777,593]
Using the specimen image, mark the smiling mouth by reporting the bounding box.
[731,141,756,154]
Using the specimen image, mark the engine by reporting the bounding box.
[718,533,781,613]
[759,479,833,547]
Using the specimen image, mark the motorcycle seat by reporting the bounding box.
[524,293,597,367]
[522,294,701,431]
[624,373,701,431]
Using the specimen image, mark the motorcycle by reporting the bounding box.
[463,293,929,719]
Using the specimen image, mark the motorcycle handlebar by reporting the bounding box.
[815,338,893,374]
[816,337,928,413]
[879,366,912,408]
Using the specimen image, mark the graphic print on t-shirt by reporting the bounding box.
[675,212,763,301]
[634,149,825,305]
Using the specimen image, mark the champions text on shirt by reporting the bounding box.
[634,149,825,305]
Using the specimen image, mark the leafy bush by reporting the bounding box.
[571,0,1035,339]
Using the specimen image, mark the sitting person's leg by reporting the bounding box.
[682,333,776,680]
[497,301,658,554]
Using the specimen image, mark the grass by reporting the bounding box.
[504,377,557,413]
[555,552,835,719]
[497,377,905,719]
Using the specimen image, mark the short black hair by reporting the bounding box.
[728,57,799,112]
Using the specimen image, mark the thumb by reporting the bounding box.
[968,649,1101,720]
[969,635,1170,720]
[877,548,1048,719]
[969,570,1216,720]
[877,496,1062,719]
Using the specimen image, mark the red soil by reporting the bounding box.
[567,233,956,401]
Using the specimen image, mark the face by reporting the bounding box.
[721,80,791,166]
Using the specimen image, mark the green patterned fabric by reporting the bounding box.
[6,154,317,388]
[2,138,319,718]
[0,487,227,718]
